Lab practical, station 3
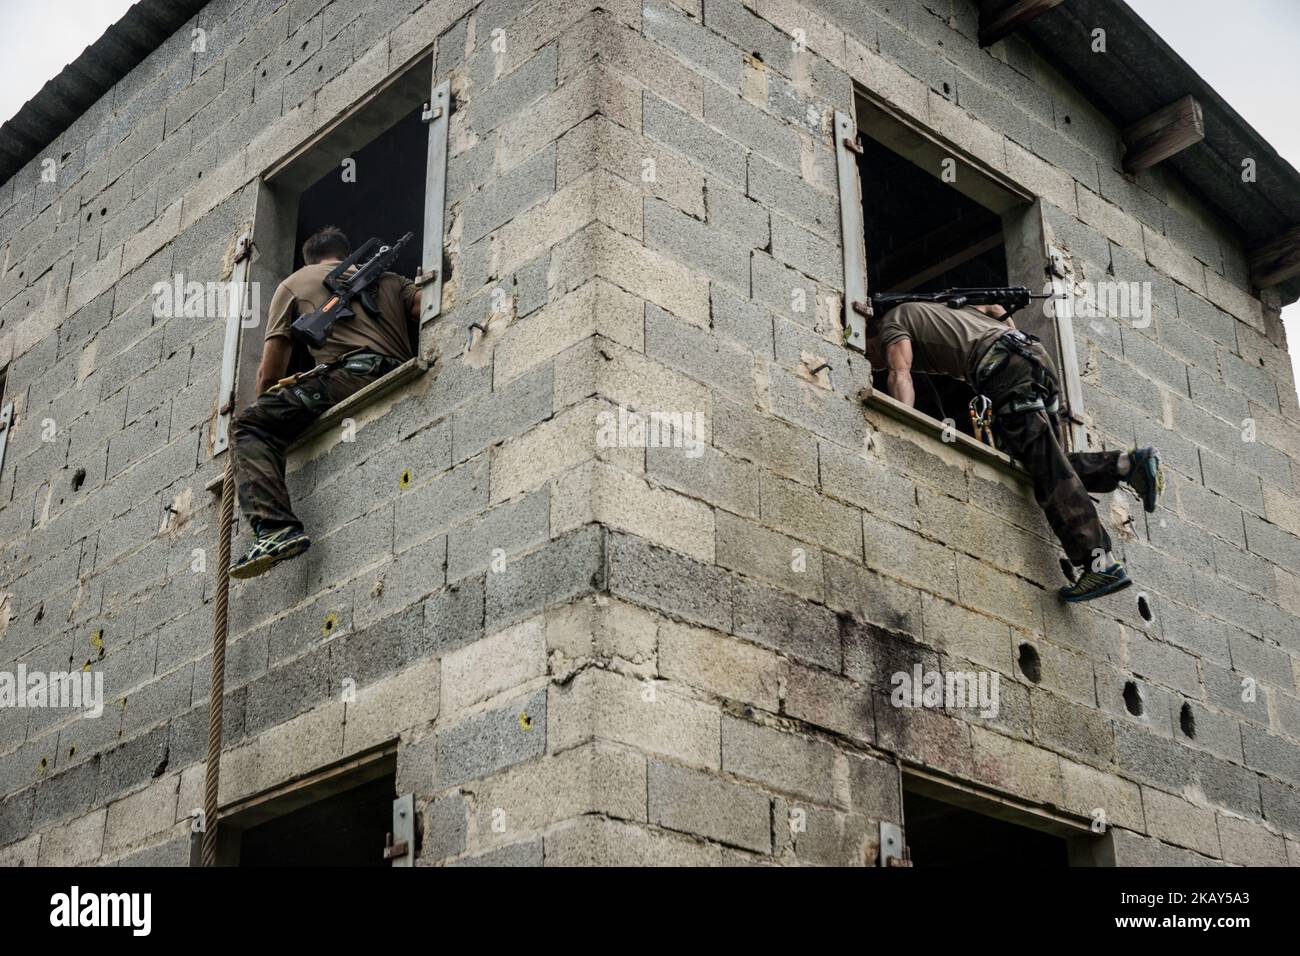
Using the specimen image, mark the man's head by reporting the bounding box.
[863,310,885,365]
[302,225,351,265]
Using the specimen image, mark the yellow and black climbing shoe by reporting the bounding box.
[229,525,311,580]
[1125,447,1164,513]
[1059,562,1132,603]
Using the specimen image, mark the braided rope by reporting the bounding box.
[201,453,235,866]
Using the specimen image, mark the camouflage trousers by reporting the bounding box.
[982,345,1121,568]
[232,367,379,531]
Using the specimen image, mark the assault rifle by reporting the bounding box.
[291,232,415,350]
[870,286,1052,320]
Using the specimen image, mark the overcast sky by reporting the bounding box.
[0,0,1297,394]
[1127,0,1300,396]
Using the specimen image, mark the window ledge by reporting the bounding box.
[861,388,1027,480]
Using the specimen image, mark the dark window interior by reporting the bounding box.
[237,773,394,867]
[859,134,1008,438]
[287,105,427,375]
[903,789,1069,867]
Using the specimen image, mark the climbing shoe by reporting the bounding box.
[1058,562,1132,603]
[229,524,311,580]
[1125,446,1164,513]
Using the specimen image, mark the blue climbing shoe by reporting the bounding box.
[1059,562,1132,603]
[230,524,311,580]
[1125,447,1163,513]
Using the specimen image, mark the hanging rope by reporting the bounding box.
[201,453,235,866]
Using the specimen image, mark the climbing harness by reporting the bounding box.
[970,330,1063,420]
[270,350,403,391]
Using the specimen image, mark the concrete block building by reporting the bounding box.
[0,0,1299,866]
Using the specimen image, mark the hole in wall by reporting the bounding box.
[71,468,86,491]
[1137,593,1152,622]
[1123,680,1144,716]
[1179,702,1196,739]
[1017,642,1041,683]
[942,81,951,95]
[1063,114,1071,124]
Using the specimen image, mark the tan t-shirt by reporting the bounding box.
[264,263,419,365]
[876,301,1008,382]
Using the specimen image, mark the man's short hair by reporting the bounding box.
[303,226,351,264]
[864,309,884,340]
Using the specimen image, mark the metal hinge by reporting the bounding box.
[421,103,444,123]
[1048,246,1070,279]
[880,821,912,867]
[413,269,439,287]
[387,793,415,866]
[383,833,409,861]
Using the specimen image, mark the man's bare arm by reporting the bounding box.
[885,338,915,407]
[975,302,1016,329]
[256,338,293,394]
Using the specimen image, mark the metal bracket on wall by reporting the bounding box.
[835,110,870,353]
[879,821,911,866]
[386,793,415,867]
[212,231,254,457]
[420,78,451,331]
[0,401,13,479]
[1047,244,1088,451]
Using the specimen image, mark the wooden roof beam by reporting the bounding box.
[1249,225,1300,288]
[1122,95,1205,174]
[979,0,1068,48]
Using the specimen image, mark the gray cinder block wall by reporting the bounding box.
[0,0,1298,866]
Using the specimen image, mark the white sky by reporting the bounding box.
[1127,0,1300,399]
[0,0,1297,395]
